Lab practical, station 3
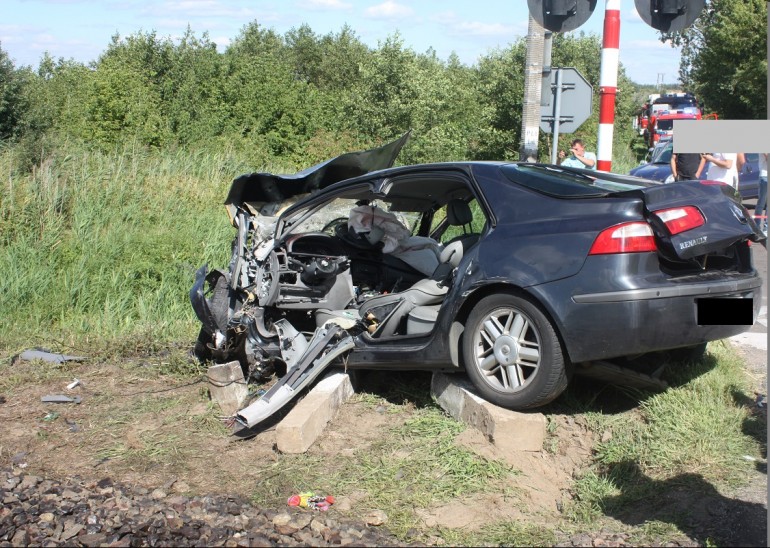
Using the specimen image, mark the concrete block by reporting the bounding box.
[431,372,546,452]
[276,371,354,454]
[207,361,248,416]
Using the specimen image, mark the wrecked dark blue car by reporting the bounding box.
[192,135,764,429]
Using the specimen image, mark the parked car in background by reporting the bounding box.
[191,135,764,430]
[630,141,760,200]
[630,137,674,183]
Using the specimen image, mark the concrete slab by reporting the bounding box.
[207,361,248,416]
[431,372,546,452]
[276,371,354,454]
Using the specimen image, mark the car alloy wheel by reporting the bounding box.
[462,294,569,409]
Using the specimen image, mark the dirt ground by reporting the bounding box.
[0,345,766,546]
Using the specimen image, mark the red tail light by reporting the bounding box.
[653,206,705,235]
[589,222,657,255]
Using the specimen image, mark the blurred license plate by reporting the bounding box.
[696,297,754,326]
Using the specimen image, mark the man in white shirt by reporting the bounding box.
[702,153,738,187]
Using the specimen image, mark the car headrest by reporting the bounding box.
[447,199,473,226]
[439,240,464,267]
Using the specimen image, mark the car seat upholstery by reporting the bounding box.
[315,240,465,337]
[445,199,480,249]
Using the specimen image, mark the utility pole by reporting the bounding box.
[519,14,545,162]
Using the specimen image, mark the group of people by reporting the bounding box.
[555,140,768,235]
[671,151,768,233]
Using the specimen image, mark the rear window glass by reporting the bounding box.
[500,165,644,198]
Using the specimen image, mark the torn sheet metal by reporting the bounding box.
[224,132,410,208]
[18,350,86,364]
[234,322,354,431]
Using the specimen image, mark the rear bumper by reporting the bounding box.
[572,275,761,303]
[531,259,762,363]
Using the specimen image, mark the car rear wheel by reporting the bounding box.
[462,294,569,409]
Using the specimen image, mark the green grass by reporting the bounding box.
[0,141,289,356]
[562,341,765,527]
[248,403,516,540]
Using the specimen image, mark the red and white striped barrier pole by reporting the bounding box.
[597,0,620,172]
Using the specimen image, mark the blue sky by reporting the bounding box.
[0,0,682,85]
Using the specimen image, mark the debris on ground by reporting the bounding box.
[40,395,82,404]
[287,493,336,511]
[14,349,87,364]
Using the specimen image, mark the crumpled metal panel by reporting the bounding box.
[224,132,410,207]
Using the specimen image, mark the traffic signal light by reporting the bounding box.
[526,0,598,32]
[634,0,706,32]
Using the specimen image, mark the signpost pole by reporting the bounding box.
[550,68,563,164]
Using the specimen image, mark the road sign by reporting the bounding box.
[634,0,706,32]
[527,0,598,33]
[540,67,593,134]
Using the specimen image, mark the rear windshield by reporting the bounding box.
[500,164,646,198]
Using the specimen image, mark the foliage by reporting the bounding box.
[1,21,660,169]
[0,41,28,140]
[662,0,768,119]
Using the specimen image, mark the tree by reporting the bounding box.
[0,42,27,141]
[662,0,767,119]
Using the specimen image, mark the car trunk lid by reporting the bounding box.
[616,180,764,261]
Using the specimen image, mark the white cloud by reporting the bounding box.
[627,39,677,50]
[364,1,413,20]
[299,0,352,10]
[626,5,644,24]
[140,0,258,19]
[452,21,516,37]
[211,35,231,50]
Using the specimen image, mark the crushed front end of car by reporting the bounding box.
[190,134,409,429]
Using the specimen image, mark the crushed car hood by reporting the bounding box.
[224,132,410,208]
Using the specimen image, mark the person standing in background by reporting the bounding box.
[702,153,738,188]
[558,139,596,170]
[755,153,768,234]
[670,151,706,181]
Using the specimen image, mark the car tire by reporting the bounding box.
[462,294,569,409]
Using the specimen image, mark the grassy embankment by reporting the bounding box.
[0,141,277,355]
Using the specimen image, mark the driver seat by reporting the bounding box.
[315,240,465,337]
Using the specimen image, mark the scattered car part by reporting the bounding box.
[41,395,82,404]
[233,322,354,431]
[17,350,86,364]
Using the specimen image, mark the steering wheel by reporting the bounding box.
[321,216,349,236]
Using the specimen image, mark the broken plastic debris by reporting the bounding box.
[287,492,335,511]
[742,455,758,462]
[18,349,86,364]
[41,394,82,404]
[66,379,81,390]
[43,411,60,422]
